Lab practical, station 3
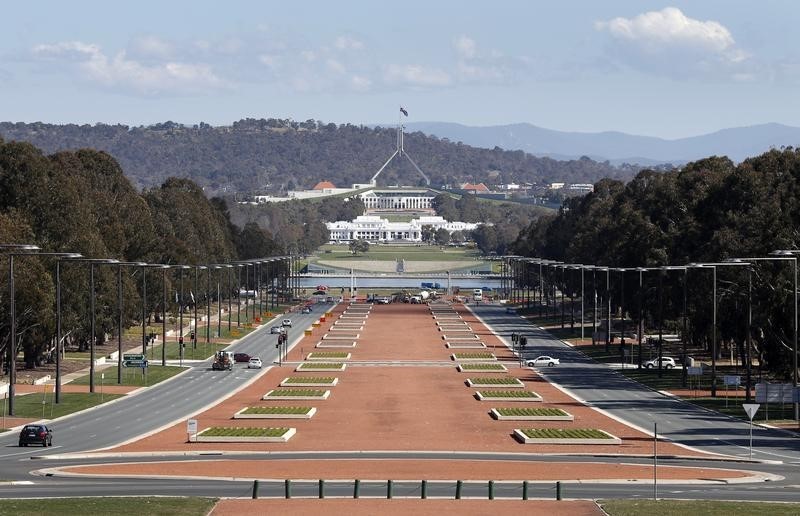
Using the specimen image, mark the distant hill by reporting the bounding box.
[403,121,800,165]
[0,119,636,196]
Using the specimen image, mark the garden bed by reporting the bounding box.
[442,334,479,340]
[491,407,574,421]
[514,428,620,445]
[233,406,317,419]
[315,341,357,348]
[322,334,360,340]
[466,377,525,388]
[280,376,339,387]
[329,326,364,331]
[296,362,347,371]
[262,388,331,400]
[446,342,486,348]
[306,352,351,360]
[452,352,496,361]
[195,426,296,442]
[475,390,542,402]
[457,363,508,372]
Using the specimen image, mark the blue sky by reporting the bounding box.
[1,1,797,138]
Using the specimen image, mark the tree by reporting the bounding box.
[348,239,369,256]
[434,228,450,246]
[420,225,435,244]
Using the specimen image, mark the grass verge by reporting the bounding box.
[520,428,611,439]
[0,497,217,516]
[601,499,800,516]
[70,365,185,387]
[241,406,312,415]
[201,427,290,437]
[0,392,124,419]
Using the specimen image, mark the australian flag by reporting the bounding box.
[400,106,408,117]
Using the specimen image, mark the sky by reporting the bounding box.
[1,1,798,139]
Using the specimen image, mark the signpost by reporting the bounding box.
[187,418,198,443]
[723,375,741,408]
[687,366,703,397]
[742,403,760,459]
[122,354,148,368]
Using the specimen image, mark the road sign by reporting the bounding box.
[742,403,760,420]
[723,375,741,386]
[187,419,198,434]
[123,359,148,368]
[756,382,794,403]
[687,366,703,376]
[123,354,144,361]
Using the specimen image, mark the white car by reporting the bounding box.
[282,319,292,328]
[270,326,282,334]
[645,357,676,369]
[248,357,263,369]
[526,356,560,367]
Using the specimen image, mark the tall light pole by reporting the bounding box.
[689,262,751,397]
[114,262,147,381]
[2,244,39,416]
[730,254,797,419]
[176,265,190,366]
[53,253,83,402]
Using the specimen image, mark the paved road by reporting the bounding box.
[470,304,800,463]
[2,301,800,502]
[0,303,333,461]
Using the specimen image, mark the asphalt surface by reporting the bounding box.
[2,300,800,502]
[470,304,800,463]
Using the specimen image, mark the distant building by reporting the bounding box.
[461,182,490,194]
[568,183,594,193]
[326,215,480,243]
[358,188,436,211]
[549,182,565,190]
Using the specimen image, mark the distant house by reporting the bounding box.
[313,181,337,190]
[461,182,490,194]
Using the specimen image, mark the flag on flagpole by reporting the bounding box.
[190,291,195,304]
[175,291,179,303]
[400,106,408,117]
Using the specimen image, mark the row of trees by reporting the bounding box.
[0,139,281,372]
[512,149,800,379]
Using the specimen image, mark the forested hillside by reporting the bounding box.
[0,119,635,195]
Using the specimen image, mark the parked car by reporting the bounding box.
[233,352,251,363]
[301,306,312,314]
[526,356,560,367]
[248,357,263,369]
[645,357,676,369]
[377,297,391,304]
[19,424,52,447]
[282,319,292,327]
[270,326,282,334]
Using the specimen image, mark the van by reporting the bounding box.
[473,289,483,301]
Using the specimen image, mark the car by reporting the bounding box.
[301,306,312,314]
[233,352,251,363]
[19,424,52,447]
[377,297,390,304]
[248,357,263,369]
[645,357,676,369]
[282,319,292,327]
[270,326,282,334]
[526,356,560,367]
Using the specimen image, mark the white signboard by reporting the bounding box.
[186,419,198,435]
[742,403,760,420]
[723,375,741,386]
[755,383,795,403]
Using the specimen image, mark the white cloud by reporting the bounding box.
[334,35,364,51]
[31,40,228,96]
[384,64,451,87]
[350,75,371,92]
[595,7,750,78]
[129,35,174,60]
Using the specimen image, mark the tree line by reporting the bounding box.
[512,149,800,379]
[0,120,638,196]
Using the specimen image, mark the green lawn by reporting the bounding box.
[70,365,186,387]
[315,243,483,262]
[601,500,800,516]
[201,426,290,437]
[0,392,124,419]
[0,497,217,516]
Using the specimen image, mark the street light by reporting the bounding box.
[114,262,146,383]
[175,265,191,366]
[2,244,39,416]
[688,261,751,397]
[730,253,797,418]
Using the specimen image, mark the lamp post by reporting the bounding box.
[2,244,40,416]
[111,262,146,384]
[7,250,81,408]
[176,265,190,366]
[688,262,751,397]
[730,254,796,417]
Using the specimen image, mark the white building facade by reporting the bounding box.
[358,189,435,211]
[326,215,480,243]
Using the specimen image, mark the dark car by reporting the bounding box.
[19,424,52,447]
[233,352,251,363]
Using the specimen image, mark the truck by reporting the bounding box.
[212,350,234,371]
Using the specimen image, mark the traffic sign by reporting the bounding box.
[743,403,760,420]
[123,354,144,361]
[723,375,741,386]
[123,359,148,368]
